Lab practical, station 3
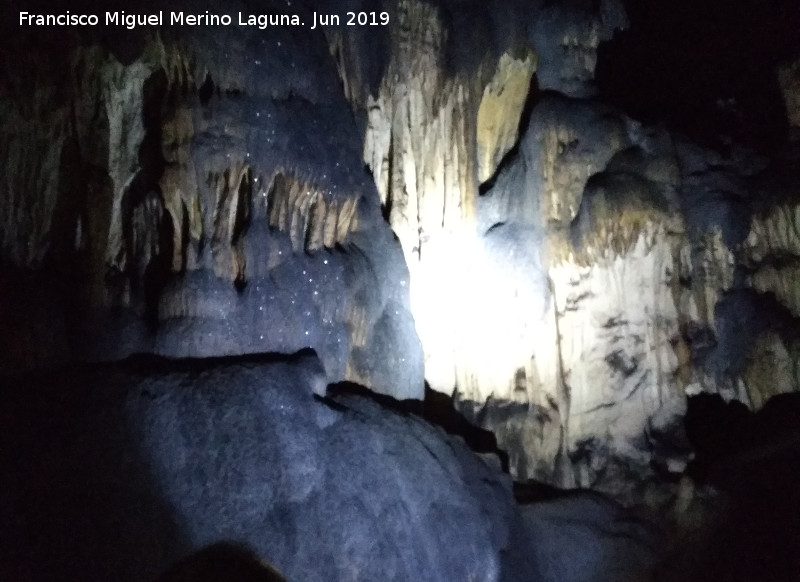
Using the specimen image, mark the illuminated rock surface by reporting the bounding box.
[0,6,423,399]
[333,0,800,502]
[11,352,729,582]
[0,353,523,582]
[3,3,800,578]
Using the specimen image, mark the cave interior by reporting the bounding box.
[2,0,800,580]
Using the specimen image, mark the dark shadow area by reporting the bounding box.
[512,479,574,504]
[0,360,188,581]
[0,347,322,381]
[155,542,286,582]
[325,381,508,470]
[0,348,320,581]
[674,392,800,581]
[0,266,71,373]
[422,384,508,467]
[596,0,800,150]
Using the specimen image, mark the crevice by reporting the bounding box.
[381,129,395,223]
[115,68,171,329]
[198,73,214,106]
[324,381,508,472]
[551,275,572,485]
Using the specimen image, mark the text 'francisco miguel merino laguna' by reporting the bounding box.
[19,11,390,30]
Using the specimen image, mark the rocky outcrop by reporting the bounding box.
[469,95,692,498]
[328,0,537,394]
[529,0,628,98]
[0,11,423,398]
[6,351,703,582]
[0,353,524,582]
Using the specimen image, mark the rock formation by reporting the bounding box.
[329,0,800,502]
[0,353,523,582]
[3,0,800,578]
[0,4,423,399]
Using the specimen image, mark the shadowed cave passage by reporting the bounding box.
[653,393,800,582]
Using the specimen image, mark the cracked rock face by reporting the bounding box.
[0,7,423,398]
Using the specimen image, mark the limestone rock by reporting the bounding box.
[476,51,537,183]
[0,16,423,398]
[456,98,690,495]
[5,0,800,515]
[334,0,697,494]
[369,49,800,499]
[345,0,539,394]
[529,0,628,98]
[0,353,520,582]
[745,199,800,314]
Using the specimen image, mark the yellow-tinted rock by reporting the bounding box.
[477,51,537,183]
[266,173,359,252]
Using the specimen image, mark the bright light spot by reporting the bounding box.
[408,224,551,402]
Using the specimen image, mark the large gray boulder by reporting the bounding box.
[0,352,525,582]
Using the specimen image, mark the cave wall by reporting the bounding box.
[331,0,800,500]
[3,0,800,506]
[0,2,423,399]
